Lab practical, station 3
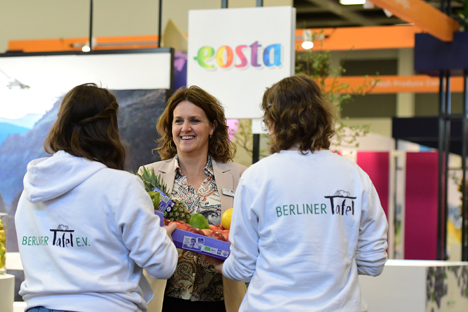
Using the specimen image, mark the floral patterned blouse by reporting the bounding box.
[164,155,224,302]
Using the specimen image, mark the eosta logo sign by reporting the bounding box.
[194,41,282,69]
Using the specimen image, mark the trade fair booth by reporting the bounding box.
[1,1,468,311]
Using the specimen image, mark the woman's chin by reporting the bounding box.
[177,145,202,155]
[178,146,211,157]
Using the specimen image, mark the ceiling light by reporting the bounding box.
[302,41,314,50]
[340,0,366,5]
[76,38,97,52]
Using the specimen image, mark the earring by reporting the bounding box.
[210,135,214,140]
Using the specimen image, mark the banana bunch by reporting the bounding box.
[0,219,6,270]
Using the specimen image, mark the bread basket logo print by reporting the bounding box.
[194,41,282,70]
[324,190,357,216]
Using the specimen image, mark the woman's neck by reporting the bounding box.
[177,151,209,178]
[287,143,301,151]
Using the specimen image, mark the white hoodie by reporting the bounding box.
[222,150,388,312]
[15,151,178,312]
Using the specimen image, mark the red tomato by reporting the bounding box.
[209,225,218,231]
[170,221,191,231]
[184,223,195,231]
[187,227,205,236]
[211,224,225,231]
[202,229,213,236]
[208,231,227,242]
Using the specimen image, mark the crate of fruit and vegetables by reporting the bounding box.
[137,167,232,260]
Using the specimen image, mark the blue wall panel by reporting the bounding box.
[414,32,468,76]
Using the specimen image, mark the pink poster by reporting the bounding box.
[404,152,438,260]
[356,152,389,218]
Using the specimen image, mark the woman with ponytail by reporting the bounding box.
[15,83,178,312]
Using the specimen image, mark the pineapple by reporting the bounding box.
[166,200,191,223]
[137,166,191,223]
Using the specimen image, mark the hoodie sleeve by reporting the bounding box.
[355,181,388,276]
[114,175,178,279]
[222,179,259,283]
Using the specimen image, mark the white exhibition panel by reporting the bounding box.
[251,118,269,134]
[13,302,26,312]
[0,274,14,312]
[0,51,172,119]
[332,132,396,153]
[0,52,172,91]
[5,252,22,270]
[360,260,468,312]
[187,6,296,119]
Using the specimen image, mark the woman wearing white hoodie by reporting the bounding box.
[15,83,178,312]
[210,75,388,312]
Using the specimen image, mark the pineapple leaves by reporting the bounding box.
[136,166,191,223]
[136,166,169,194]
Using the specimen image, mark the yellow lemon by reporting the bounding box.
[221,208,233,230]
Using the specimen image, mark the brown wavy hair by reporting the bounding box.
[262,74,337,154]
[156,86,235,162]
[44,83,127,170]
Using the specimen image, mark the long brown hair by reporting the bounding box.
[262,74,337,154]
[44,83,127,170]
[156,86,235,163]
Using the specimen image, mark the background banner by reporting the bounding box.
[187,6,296,119]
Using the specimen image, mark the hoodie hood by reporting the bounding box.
[23,151,107,203]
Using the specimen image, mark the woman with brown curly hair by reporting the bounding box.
[140,85,246,312]
[211,75,388,311]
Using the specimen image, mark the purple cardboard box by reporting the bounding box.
[171,229,231,260]
[154,211,231,260]
[152,187,176,217]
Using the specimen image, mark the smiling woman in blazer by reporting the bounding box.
[139,85,246,312]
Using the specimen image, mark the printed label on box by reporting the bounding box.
[171,229,231,260]
[152,186,175,217]
[202,245,230,258]
[182,236,205,251]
